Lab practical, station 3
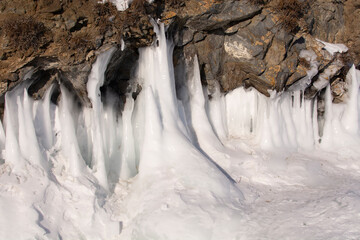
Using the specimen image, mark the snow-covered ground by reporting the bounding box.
[0,23,360,240]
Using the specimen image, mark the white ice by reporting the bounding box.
[0,23,360,240]
[109,0,130,11]
[317,39,349,56]
[109,0,154,11]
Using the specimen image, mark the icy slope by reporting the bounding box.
[0,23,360,240]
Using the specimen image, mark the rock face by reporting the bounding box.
[0,0,156,107]
[311,0,360,66]
[167,0,358,98]
[310,0,345,42]
[0,0,120,106]
[0,0,359,110]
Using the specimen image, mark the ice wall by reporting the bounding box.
[223,89,318,150]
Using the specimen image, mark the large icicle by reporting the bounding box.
[119,97,136,179]
[58,86,86,177]
[4,89,24,170]
[341,65,360,134]
[185,55,234,170]
[320,65,360,149]
[18,89,46,169]
[86,48,115,190]
[34,84,56,150]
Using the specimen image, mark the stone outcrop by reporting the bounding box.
[166,1,331,95]
[167,0,355,99]
[310,0,360,66]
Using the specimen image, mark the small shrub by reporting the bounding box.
[273,0,310,33]
[2,15,48,51]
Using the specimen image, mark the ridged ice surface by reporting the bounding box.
[1,23,360,240]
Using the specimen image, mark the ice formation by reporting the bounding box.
[109,0,154,11]
[0,23,360,239]
[317,39,349,56]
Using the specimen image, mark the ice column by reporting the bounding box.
[87,48,115,190]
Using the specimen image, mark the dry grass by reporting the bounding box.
[69,31,94,52]
[130,0,147,12]
[339,52,356,67]
[2,15,48,50]
[95,1,116,17]
[121,0,148,29]
[299,57,311,69]
[93,1,119,35]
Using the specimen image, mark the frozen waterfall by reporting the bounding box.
[0,23,360,240]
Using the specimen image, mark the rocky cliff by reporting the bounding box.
[0,0,156,108]
[0,0,359,113]
[167,0,359,99]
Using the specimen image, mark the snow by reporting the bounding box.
[1,23,360,239]
[317,39,348,56]
[109,0,130,11]
[109,0,154,11]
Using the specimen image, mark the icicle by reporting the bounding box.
[76,108,94,167]
[19,89,46,168]
[102,97,123,184]
[187,55,226,155]
[148,23,180,129]
[35,84,56,150]
[137,86,164,176]
[225,88,259,138]
[4,91,24,169]
[223,88,318,150]
[279,93,297,148]
[341,65,359,134]
[86,48,115,190]
[320,85,333,148]
[258,96,273,150]
[119,97,136,179]
[58,86,86,177]
[207,83,228,143]
[312,98,320,145]
[0,119,5,159]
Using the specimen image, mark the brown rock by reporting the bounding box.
[331,78,347,103]
[0,0,125,104]
[38,0,62,14]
